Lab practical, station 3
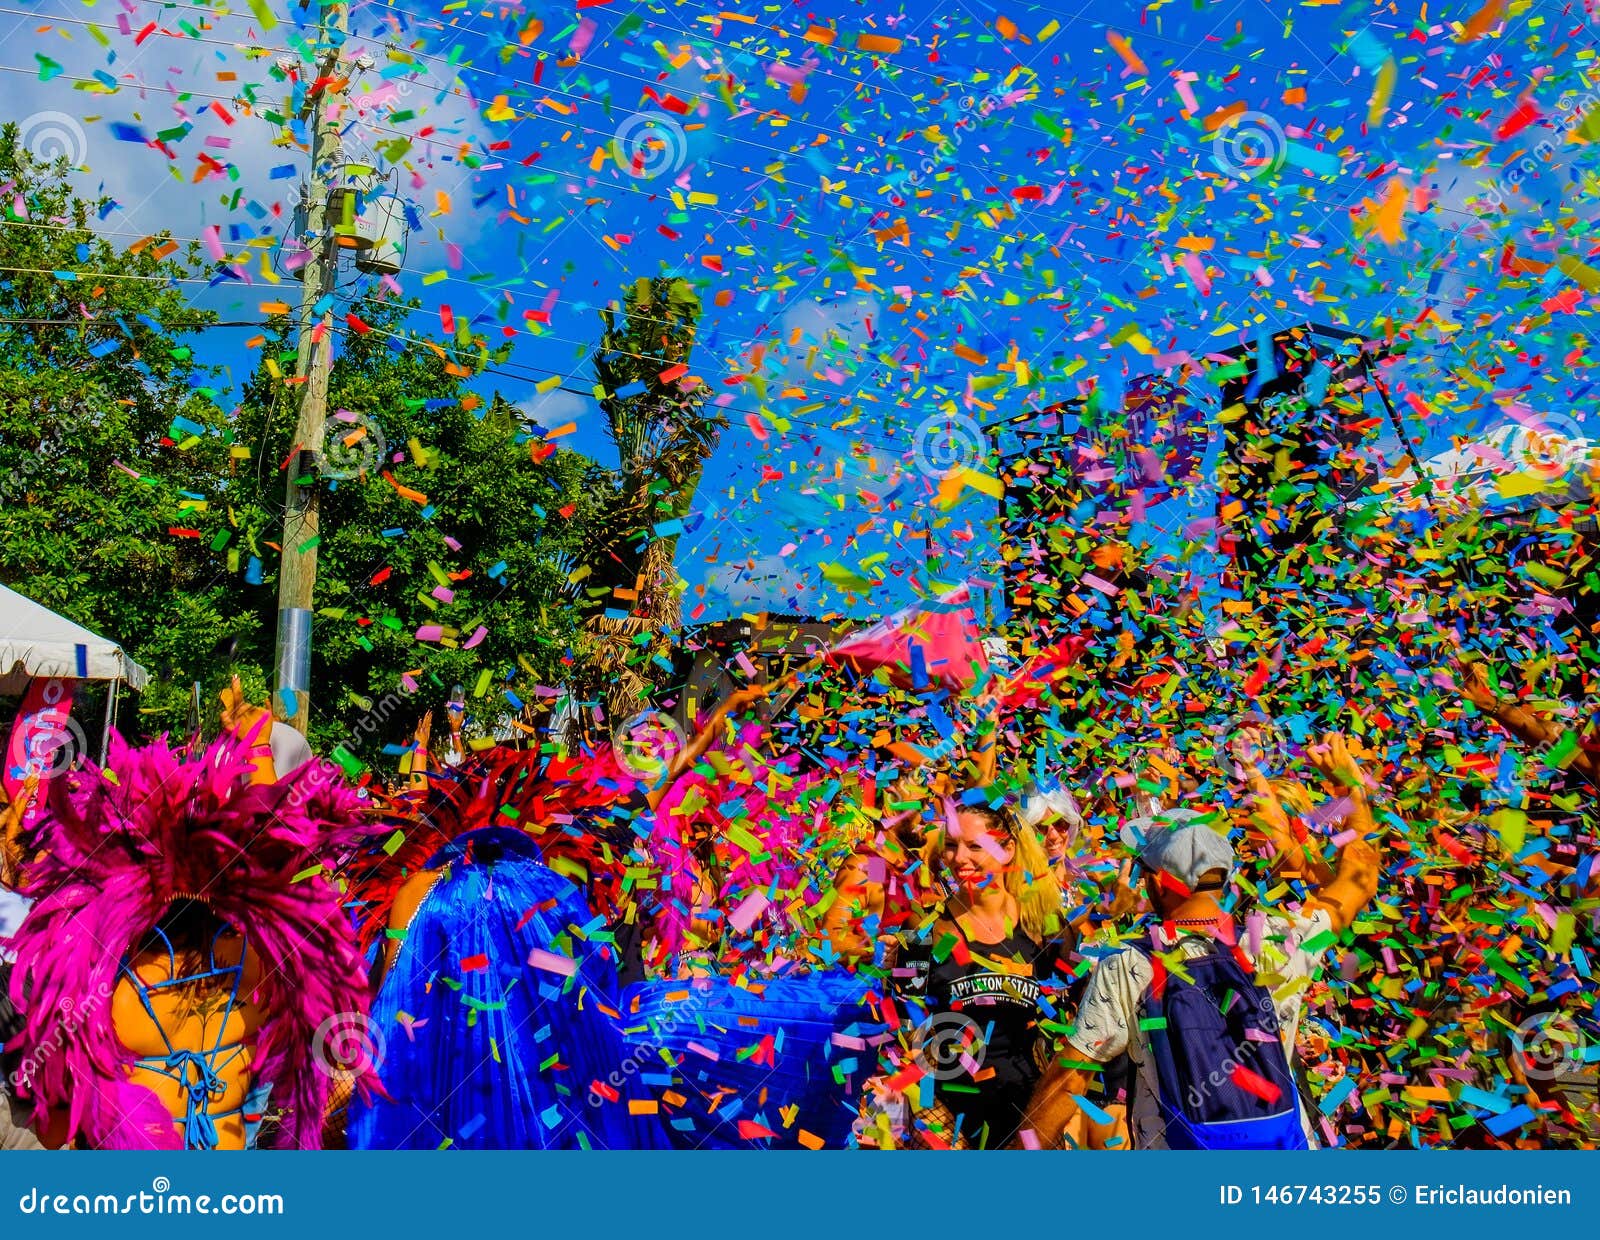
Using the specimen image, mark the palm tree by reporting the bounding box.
[588,276,724,717]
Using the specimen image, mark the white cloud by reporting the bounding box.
[0,0,501,305]
[515,388,589,431]
[706,551,803,611]
[771,293,880,385]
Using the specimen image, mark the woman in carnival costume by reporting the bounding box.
[615,674,963,1150]
[340,688,774,1150]
[3,722,378,1150]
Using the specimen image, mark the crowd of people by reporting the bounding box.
[0,610,1594,1150]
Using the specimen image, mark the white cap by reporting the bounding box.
[268,720,313,778]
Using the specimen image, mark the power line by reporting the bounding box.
[0,315,266,326]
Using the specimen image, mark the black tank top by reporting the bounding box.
[899,923,1065,1147]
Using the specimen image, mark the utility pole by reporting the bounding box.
[274,0,351,735]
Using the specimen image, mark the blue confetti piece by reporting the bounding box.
[1319,1076,1356,1115]
[1483,1105,1537,1137]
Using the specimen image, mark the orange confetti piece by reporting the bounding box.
[1363,176,1409,246]
[1203,102,1247,133]
[1457,0,1504,42]
[856,33,902,54]
[1107,31,1147,75]
[804,25,836,45]
[381,471,429,505]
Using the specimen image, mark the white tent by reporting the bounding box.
[0,582,148,691]
[1378,422,1600,514]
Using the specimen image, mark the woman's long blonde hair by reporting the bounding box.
[919,798,1063,942]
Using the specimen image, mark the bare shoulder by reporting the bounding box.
[391,868,441,933]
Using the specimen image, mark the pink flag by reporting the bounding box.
[3,676,79,826]
[826,587,987,688]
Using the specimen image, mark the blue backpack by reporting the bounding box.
[1138,930,1309,1150]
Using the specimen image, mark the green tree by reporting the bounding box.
[227,295,611,757]
[589,276,723,714]
[0,123,242,728]
[0,126,621,760]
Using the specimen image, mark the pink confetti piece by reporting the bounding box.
[728,890,770,932]
[527,948,576,977]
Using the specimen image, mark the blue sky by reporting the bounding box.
[3,0,1596,624]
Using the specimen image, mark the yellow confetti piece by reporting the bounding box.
[1557,254,1600,291]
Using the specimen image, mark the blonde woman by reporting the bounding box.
[889,798,1067,1148]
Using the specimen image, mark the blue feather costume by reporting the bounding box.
[618,970,887,1150]
[348,828,658,1149]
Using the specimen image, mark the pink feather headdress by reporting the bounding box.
[4,733,379,1149]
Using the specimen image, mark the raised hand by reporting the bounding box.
[1307,731,1366,791]
[219,676,271,744]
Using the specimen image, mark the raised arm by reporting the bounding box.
[643,681,779,811]
[1455,659,1600,789]
[406,711,434,793]
[1232,727,1336,887]
[1302,733,1383,933]
[220,676,277,786]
